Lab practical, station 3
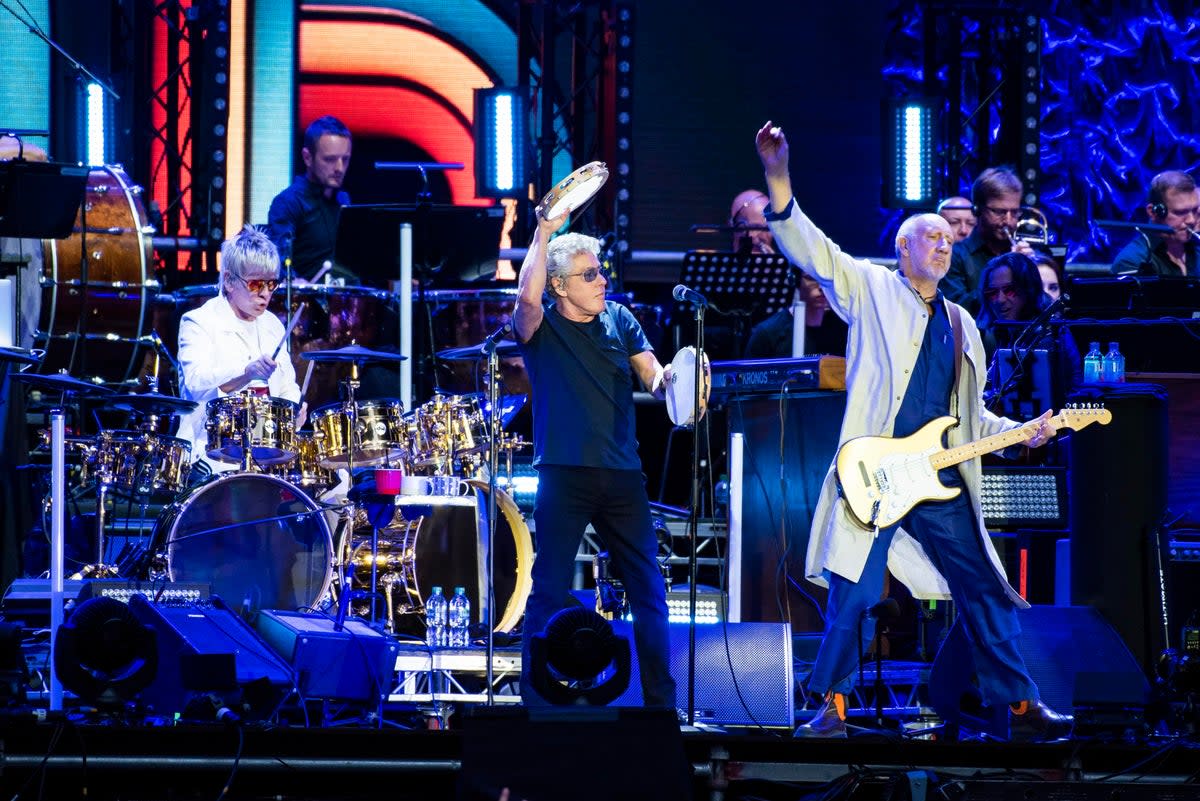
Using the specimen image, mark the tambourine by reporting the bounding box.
[665,346,712,426]
[536,161,609,220]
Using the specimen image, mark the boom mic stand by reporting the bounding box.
[480,324,509,705]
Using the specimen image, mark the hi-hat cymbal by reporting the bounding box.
[14,371,116,396]
[106,391,198,415]
[0,346,41,366]
[301,344,408,363]
[437,339,521,360]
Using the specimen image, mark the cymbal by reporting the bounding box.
[14,371,116,396]
[485,393,527,428]
[301,344,408,363]
[0,346,41,366]
[106,391,199,415]
[437,339,521,360]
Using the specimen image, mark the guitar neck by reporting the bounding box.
[928,421,1042,471]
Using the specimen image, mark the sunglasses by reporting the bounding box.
[566,267,602,283]
[239,277,279,294]
[983,284,1019,301]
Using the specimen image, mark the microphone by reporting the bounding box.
[1013,293,1069,349]
[151,331,181,374]
[482,322,513,353]
[673,284,708,307]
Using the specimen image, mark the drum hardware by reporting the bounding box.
[0,346,42,366]
[436,339,521,361]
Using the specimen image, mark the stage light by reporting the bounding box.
[54,596,157,706]
[85,82,106,166]
[883,97,937,208]
[474,88,527,199]
[528,607,631,705]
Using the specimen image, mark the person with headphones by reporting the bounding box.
[942,167,1035,315]
[729,188,776,255]
[512,209,675,710]
[936,195,978,243]
[1111,170,1200,277]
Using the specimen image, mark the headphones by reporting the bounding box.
[1151,201,1168,220]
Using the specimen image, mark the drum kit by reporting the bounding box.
[7,337,532,639]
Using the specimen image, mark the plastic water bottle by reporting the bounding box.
[425,586,447,648]
[448,586,471,647]
[1102,341,1125,383]
[1083,341,1103,384]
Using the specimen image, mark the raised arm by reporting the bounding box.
[513,210,570,342]
[756,121,793,216]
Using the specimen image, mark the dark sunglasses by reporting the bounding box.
[240,277,279,294]
[567,267,602,283]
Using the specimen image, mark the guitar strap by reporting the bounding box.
[947,301,964,419]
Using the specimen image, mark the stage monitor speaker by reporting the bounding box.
[457,706,692,801]
[254,610,398,703]
[128,595,293,718]
[606,620,793,728]
[929,605,1149,738]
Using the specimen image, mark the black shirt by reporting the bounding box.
[266,176,349,281]
[743,307,848,358]
[1111,233,1199,277]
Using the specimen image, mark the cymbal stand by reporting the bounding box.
[333,361,364,632]
[481,342,503,704]
[48,403,67,712]
[240,390,256,473]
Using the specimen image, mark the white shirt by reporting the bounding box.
[768,200,1027,607]
[177,293,300,473]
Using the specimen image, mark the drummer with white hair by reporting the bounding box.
[512,207,676,709]
[177,225,307,476]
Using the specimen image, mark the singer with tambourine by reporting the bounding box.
[512,164,676,708]
[177,226,307,476]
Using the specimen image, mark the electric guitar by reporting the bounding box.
[836,407,1112,530]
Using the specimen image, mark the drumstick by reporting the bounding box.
[299,359,316,399]
[271,302,306,361]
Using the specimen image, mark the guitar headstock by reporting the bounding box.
[1052,404,1113,432]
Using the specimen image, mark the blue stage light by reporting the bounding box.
[474,88,527,199]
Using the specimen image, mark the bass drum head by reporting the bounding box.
[160,472,332,614]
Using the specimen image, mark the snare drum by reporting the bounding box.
[85,430,191,499]
[204,393,297,466]
[348,480,532,636]
[310,399,406,469]
[156,472,333,614]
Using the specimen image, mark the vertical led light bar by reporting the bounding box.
[882,97,936,208]
[85,82,106,166]
[474,87,526,199]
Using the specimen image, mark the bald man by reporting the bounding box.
[937,195,977,243]
[754,121,1070,743]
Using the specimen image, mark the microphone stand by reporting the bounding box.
[685,301,706,726]
[481,334,504,706]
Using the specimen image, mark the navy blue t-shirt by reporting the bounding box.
[519,300,651,470]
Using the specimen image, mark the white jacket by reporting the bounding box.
[177,294,300,473]
[768,201,1028,607]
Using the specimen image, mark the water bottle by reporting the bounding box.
[1102,341,1125,383]
[1083,341,1102,384]
[713,474,730,519]
[448,586,471,647]
[425,586,447,648]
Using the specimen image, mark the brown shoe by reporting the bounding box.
[1009,699,1073,742]
[794,692,848,738]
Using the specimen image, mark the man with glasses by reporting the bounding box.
[177,226,304,475]
[1111,170,1200,277]
[943,167,1035,315]
[512,213,676,710]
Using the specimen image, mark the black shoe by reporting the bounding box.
[1009,699,1073,742]
[794,693,848,739]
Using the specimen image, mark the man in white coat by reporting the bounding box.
[755,122,1072,741]
[177,226,305,475]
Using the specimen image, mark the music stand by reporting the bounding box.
[678,250,795,317]
[333,203,506,289]
[0,160,88,238]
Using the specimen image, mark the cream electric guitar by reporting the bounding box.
[836,407,1112,530]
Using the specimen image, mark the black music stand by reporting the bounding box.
[333,203,506,289]
[678,250,795,317]
[0,159,88,239]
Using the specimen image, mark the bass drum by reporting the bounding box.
[156,472,333,615]
[348,480,532,637]
[40,165,156,384]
